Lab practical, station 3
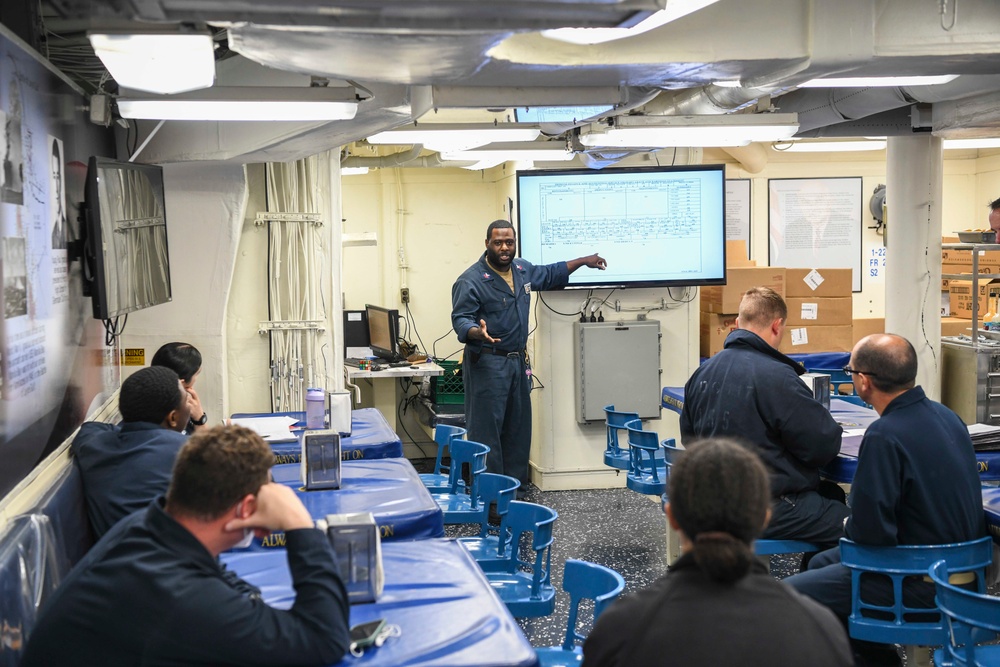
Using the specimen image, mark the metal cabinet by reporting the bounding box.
[573,320,661,423]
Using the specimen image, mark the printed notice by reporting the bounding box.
[800,303,818,320]
[790,328,809,346]
[803,269,825,291]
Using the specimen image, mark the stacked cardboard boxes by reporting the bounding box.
[779,269,854,353]
[943,236,1000,321]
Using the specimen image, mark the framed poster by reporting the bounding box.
[725,178,751,259]
[768,177,862,292]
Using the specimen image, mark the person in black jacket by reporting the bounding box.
[785,334,986,667]
[680,286,849,544]
[22,425,350,667]
[581,438,852,667]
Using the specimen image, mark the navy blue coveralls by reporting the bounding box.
[451,253,568,485]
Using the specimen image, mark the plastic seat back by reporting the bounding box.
[472,473,520,537]
[930,559,1000,667]
[625,419,663,494]
[446,439,489,505]
[559,559,625,651]
[432,424,467,476]
[839,537,993,647]
[604,405,639,470]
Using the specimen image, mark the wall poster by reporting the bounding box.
[725,178,751,259]
[768,177,863,292]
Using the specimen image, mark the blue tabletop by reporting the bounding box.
[983,487,1000,541]
[220,539,538,667]
[238,459,444,551]
[230,408,403,464]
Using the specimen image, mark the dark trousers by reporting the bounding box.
[763,486,851,546]
[463,351,532,485]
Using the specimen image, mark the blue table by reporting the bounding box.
[983,487,1000,542]
[240,459,444,551]
[230,408,403,464]
[661,387,1000,483]
[221,539,538,667]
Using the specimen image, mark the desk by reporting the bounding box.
[240,459,444,551]
[661,387,1000,483]
[346,362,444,436]
[221,539,538,667]
[230,408,403,464]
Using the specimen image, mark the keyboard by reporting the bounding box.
[388,361,412,368]
[344,357,364,368]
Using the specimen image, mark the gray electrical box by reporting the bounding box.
[574,320,661,423]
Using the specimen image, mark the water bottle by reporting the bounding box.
[305,387,326,429]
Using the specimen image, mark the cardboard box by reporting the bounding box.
[786,297,853,326]
[852,317,885,345]
[785,268,853,297]
[701,267,785,314]
[779,324,853,353]
[942,316,972,337]
[940,263,992,291]
[700,311,738,357]
[941,247,1000,267]
[726,240,755,267]
[948,280,1000,319]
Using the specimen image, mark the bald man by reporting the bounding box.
[785,334,986,667]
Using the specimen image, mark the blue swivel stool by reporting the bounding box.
[624,419,666,496]
[535,559,626,666]
[430,439,489,524]
[457,472,520,567]
[603,405,639,470]
[482,500,558,617]
[840,536,993,667]
[419,424,467,491]
[929,558,1000,666]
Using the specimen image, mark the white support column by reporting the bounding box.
[885,135,943,400]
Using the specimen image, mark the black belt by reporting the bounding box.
[481,347,523,357]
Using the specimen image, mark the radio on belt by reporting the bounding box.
[300,429,341,491]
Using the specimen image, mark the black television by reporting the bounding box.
[516,164,727,290]
[365,304,402,362]
[82,157,172,320]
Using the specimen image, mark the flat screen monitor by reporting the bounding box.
[365,304,402,362]
[516,165,727,290]
[83,157,172,319]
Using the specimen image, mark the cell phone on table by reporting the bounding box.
[350,619,387,650]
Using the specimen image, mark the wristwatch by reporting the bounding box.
[192,412,208,426]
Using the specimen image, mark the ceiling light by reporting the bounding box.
[117,87,358,121]
[778,140,887,152]
[440,141,575,164]
[514,106,615,123]
[367,124,541,152]
[543,0,720,45]
[89,32,215,95]
[798,74,959,88]
[942,138,1000,150]
[341,167,370,175]
[579,114,799,148]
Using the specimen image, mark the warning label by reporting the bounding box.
[122,348,145,366]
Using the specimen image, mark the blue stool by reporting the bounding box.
[603,405,639,470]
[929,559,1000,666]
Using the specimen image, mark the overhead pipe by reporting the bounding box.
[340,147,477,169]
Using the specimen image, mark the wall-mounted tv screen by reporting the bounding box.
[516,165,726,290]
[83,157,172,320]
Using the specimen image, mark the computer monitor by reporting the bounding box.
[365,304,402,362]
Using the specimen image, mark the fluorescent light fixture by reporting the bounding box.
[367,124,541,152]
[117,87,358,121]
[579,114,799,148]
[89,32,215,95]
[778,140,887,152]
[340,166,370,175]
[543,0,720,45]
[943,138,1000,150]
[514,106,615,123]
[441,141,575,164]
[798,74,959,88]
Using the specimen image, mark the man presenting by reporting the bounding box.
[785,334,985,667]
[22,425,350,666]
[73,365,193,537]
[452,219,606,493]
[680,286,848,544]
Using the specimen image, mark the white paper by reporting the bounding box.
[803,269,825,291]
[725,179,751,249]
[968,423,1000,436]
[347,312,363,322]
[230,416,298,441]
[790,327,809,346]
[800,302,818,320]
[842,428,868,437]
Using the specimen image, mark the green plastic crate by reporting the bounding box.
[432,360,464,405]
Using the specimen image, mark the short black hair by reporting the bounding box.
[989,197,1000,212]
[119,366,184,425]
[151,342,202,384]
[485,219,514,241]
[166,425,272,521]
[853,334,917,393]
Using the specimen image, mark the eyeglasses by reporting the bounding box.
[843,365,879,378]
